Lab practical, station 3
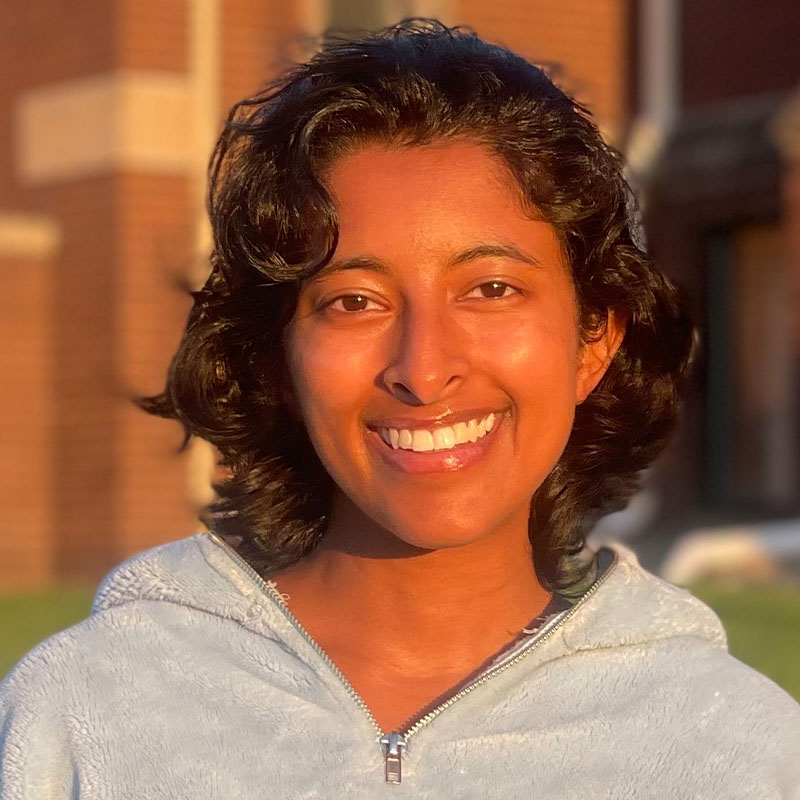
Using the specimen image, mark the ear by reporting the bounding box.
[575,309,627,405]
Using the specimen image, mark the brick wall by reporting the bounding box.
[0,0,198,587]
[0,0,116,209]
[117,0,190,72]
[220,0,301,112]
[113,172,194,562]
[0,237,56,588]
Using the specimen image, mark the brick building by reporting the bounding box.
[1,0,796,589]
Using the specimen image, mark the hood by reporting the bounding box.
[91,532,728,658]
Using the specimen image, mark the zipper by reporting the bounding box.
[207,531,618,784]
[379,732,406,783]
[206,532,385,740]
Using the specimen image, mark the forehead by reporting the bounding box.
[323,140,558,263]
[326,139,521,200]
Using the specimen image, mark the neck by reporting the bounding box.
[273,493,550,680]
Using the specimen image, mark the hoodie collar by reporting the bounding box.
[92,532,727,657]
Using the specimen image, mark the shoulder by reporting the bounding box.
[658,642,800,796]
[564,542,729,651]
[557,544,800,786]
[0,603,169,716]
[0,562,245,792]
[1,534,240,712]
[692,642,800,730]
[0,532,302,719]
[0,614,115,792]
[653,633,800,725]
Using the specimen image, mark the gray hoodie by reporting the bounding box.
[1,532,798,798]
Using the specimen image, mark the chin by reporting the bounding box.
[328,485,533,557]
[381,511,511,552]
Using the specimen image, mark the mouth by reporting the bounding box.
[365,409,509,474]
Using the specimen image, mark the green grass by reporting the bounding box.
[0,585,94,678]
[1,582,799,702]
[688,581,800,701]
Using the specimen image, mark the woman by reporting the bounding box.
[2,21,798,798]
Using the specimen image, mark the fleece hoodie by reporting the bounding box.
[1,531,799,799]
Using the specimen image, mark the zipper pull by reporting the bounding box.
[379,732,407,784]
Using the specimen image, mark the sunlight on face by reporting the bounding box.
[286,141,615,550]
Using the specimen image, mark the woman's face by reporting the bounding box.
[285,141,621,550]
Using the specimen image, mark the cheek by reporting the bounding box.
[286,323,377,431]
[477,312,580,404]
[492,318,580,477]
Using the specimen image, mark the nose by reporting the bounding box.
[380,303,469,406]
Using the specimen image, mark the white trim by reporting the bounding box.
[626,0,680,177]
[16,71,195,184]
[188,0,219,284]
[0,213,61,259]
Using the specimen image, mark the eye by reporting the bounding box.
[325,293,383,313]
[463,281,522,300]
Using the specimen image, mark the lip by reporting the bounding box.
[365,411,506,474]
[366,407,507,431]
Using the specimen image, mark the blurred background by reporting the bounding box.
[1,0,798,694]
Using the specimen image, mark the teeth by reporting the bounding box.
[453,422,470,444]
[377,412,501,453]
[411,430,434,452]
[433,427,455,450]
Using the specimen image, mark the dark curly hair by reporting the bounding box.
[141,20,697,592]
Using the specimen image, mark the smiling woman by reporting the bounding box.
[2,19,799,799]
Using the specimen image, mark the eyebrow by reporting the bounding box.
[313,242,542,279]
[447,243,542,270]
